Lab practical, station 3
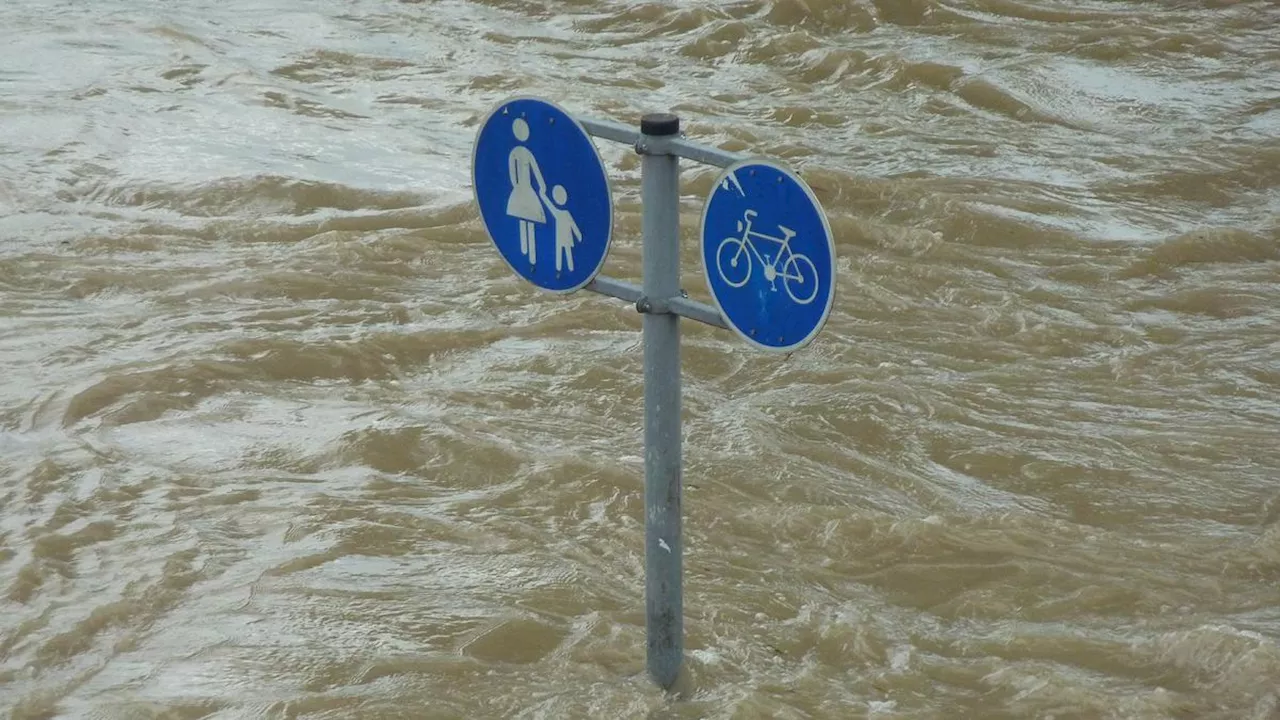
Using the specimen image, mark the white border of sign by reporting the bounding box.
[699,157,837,353]
[471,95,615,295]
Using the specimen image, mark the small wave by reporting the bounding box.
[950,76,1085,128]
[762,0,879,32]
[1121,228,1278,278]
[1107,147,1280,210]
[790,47,875,85]
[94,176,428,218]
[1139,624,1280,701]
[26,544,201,669]
[270,50,417,84]
[61,363,223,428]
[934,195,1087,250]
[783,46,966,98]
[677,20,750,61]
[890,59,966,91]
[259,89,368,121]
[570,3,672,34]
[574,4,731,39]
[330,425,455,477]
[968,0,1133,24]
[58,324,507,427]
[1125,288,1269,320]
[869,0,962,26]
[730,28,824,69]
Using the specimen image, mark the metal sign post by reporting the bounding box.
[639,113,686,690]
[471,96,836,691]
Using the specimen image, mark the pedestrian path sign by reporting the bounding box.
[472,96,614,293]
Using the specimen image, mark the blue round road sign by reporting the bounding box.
[700,159,836,352]
[472,96,613,294]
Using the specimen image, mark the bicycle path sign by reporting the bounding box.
[472,96,614,293]
[700,158,836,352]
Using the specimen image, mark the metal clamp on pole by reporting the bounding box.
[639,111,684,692]
[587,276,729,330]
[635,295,669,315]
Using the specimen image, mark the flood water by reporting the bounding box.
[2,0,1279,718]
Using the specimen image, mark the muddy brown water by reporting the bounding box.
[2,0,1279,718]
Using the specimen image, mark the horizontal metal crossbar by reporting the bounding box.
[586,275,728,330]
[576,116,737,332]
[578,117,744,169]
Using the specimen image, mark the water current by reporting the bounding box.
[1,0,1279,717]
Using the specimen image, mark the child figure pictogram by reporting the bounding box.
[541,184,582,273]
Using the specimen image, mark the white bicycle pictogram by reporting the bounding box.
[715,209,820,305]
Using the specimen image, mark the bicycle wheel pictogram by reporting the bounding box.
[782,253,819,305]
[716,237,752,288]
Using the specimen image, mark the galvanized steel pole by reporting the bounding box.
[639,112,683,691]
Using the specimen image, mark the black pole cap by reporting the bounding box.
[640,113,680,136]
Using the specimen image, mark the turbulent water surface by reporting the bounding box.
[2,0,1279,718]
